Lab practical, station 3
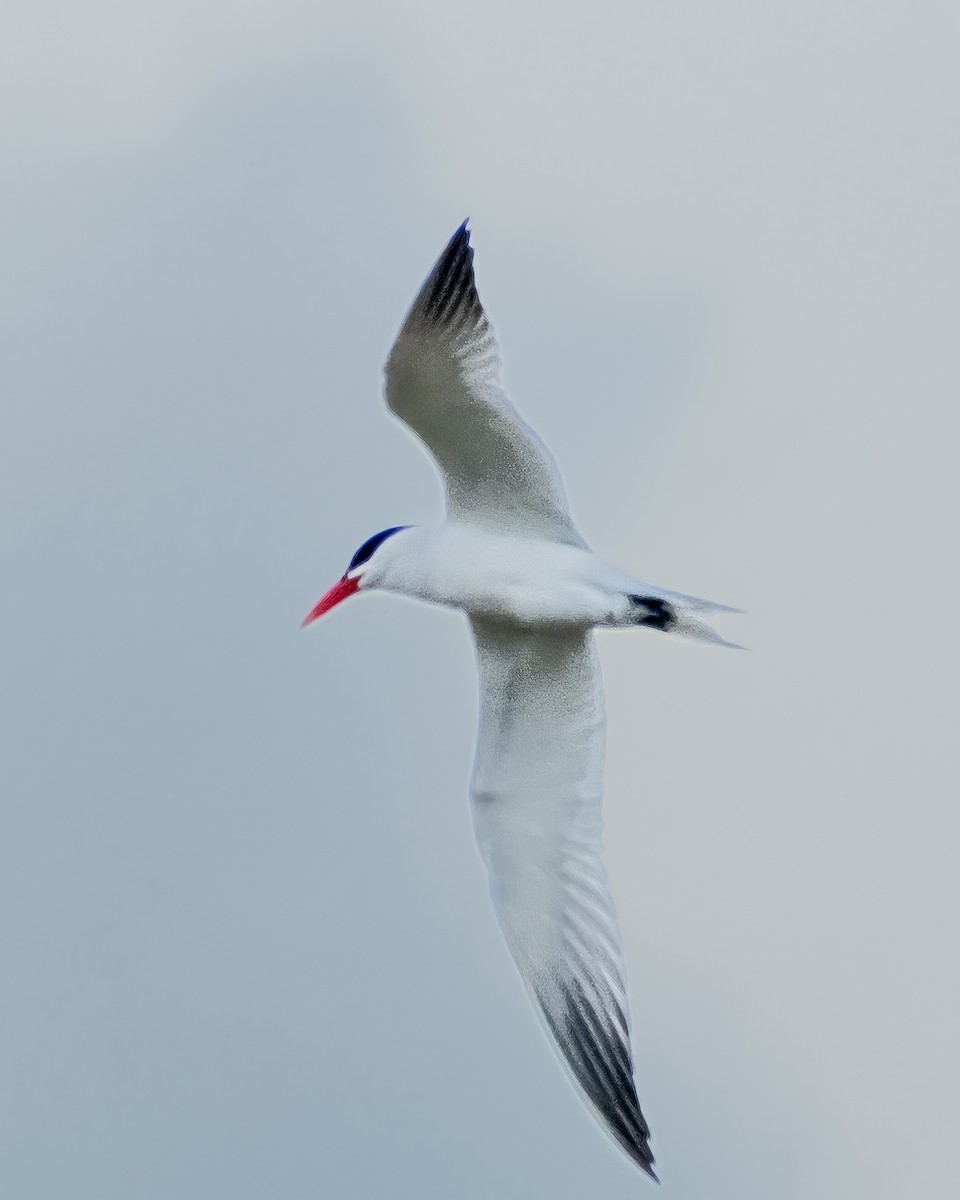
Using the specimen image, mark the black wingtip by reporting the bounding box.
[625,1139,659,1183]
[634,1141,660,1184]
[443,218,472,260]
[541,977,659,1182]
[616,1129,659,1181]
[438,219,470,259]
[422,219,483,328]
[625,1137,659,1182]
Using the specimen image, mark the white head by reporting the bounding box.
[301,526,412,626]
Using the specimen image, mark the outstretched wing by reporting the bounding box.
[383,223,586,547]
[469,618,656,1179]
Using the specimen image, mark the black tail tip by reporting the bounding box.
[629,595,676,632]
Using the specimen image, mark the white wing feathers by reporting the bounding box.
[383,223,586,547]
[469,619,657,1179]
[385,225,657,1174]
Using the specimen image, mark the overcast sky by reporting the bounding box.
[2,3,958,1197]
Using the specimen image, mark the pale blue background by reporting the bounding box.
[2,3,957,1196]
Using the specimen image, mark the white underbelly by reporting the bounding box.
[459,577,608,625]
[400,526,623,627]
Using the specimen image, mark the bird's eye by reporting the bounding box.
[346,526,409,573]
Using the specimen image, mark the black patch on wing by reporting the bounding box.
[630,595,677,632]
[539,978,658,1181]
[347,526,408,572]
[422,220,486,333]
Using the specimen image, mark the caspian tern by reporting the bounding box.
[303,223,736,1180]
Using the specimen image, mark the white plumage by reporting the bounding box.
[303,222,736,1179]
[385,222,584,548]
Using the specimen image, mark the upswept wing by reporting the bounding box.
[383,223,586,547]
[469,618,656,1179]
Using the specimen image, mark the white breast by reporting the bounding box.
[383,525,620,626]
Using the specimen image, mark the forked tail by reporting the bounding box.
[628,590,744,649]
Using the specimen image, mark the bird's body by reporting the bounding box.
[364,522,733,634]
[303,222,735,1180]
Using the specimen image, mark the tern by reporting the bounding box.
[303,223,736,1179]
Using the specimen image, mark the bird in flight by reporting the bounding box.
[303,222,736,1180]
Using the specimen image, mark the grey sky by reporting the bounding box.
[2,3,958,1197]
